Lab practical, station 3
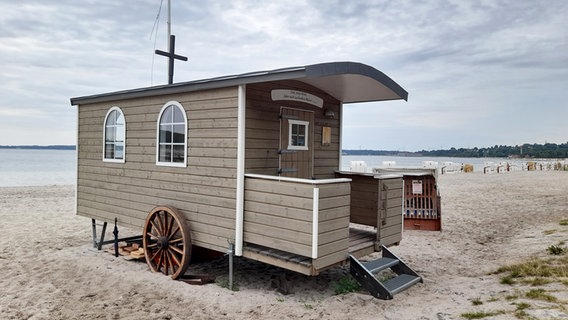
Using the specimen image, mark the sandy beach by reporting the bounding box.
[1,171,567,319]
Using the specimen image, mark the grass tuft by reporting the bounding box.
[215,276,240,291]
[460,310,506,319]
[501,275,516,285]
[546,244,566,255]
[302,302,314,309]
[525,288,557,302]
[514,302,531,310]
[495,256,568,278]
[332,276,361,295]
[514,310,529,319]
[521,277,552,286]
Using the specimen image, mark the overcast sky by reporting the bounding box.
[1,0,566,151]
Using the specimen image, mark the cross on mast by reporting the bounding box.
[155,34,187,85]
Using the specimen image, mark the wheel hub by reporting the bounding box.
[156,236,169,249]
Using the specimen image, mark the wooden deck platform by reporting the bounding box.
[242,225,376,275]
[348,226,377,258]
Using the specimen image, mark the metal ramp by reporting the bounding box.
[350,245,422,300]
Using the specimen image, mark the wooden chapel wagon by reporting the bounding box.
[70,61,421,299]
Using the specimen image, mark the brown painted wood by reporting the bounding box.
[279,108,315,179]
[143,206,192,279]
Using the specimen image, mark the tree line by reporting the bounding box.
[344,142,568,159]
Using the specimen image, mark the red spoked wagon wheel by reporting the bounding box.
[143,206,191,279]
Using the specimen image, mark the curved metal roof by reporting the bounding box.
[70,61,407,105]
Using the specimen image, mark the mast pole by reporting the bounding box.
[167,0,172,48]
[154,0,187,85]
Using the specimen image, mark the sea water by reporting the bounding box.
[0,149,520,187]
[0,149,76,187]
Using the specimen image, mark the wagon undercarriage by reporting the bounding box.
[242,225,380,276]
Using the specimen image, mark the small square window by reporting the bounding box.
[288,120,309,150]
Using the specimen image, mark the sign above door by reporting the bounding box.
[271,89,323,108]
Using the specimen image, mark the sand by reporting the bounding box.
[1,171,567,320]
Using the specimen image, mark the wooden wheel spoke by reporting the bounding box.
[168,226,180,241]
[156,212,166,235]
[143,206,191,279]
[169,236,183,244]
[168,244,184,255]
[146,231,159,240]
[168,248,182,267]
[166,250,176,273]
[154,250,164,271]
[150,249,159,261]
[161,251,168,275]
[164,214,173,239]
[150,220,162,237]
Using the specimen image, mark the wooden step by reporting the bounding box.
[362,257,399,274]
[382,274,422,295]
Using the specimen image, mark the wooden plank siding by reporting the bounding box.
[377,176,404,247]
[245,81,341,179]
[344,174,380,226]
[76,87,240,253]
[243,175,351,274]
[76,79,366,274]
[336,172,403,247]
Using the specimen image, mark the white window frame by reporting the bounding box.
[288,119,309,151]
[102,106,126,163]
[156,101,188,167]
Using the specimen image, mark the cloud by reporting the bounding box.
[0,0,567,149]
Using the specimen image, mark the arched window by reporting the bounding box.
[156,101,187,166]
[103,107,125,162]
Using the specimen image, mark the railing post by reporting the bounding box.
[311,187,319,259]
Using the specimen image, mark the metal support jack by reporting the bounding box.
[226,240,235,291]
[113,218,119,257]
[90,218,143,251]
[91,219,108,250]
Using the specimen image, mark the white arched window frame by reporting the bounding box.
[103,106,126,163]
[156,101,188,167]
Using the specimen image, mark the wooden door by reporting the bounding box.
[279,108,314,178]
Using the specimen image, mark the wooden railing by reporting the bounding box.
[243,174,351,265]
[336,171,404,247]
